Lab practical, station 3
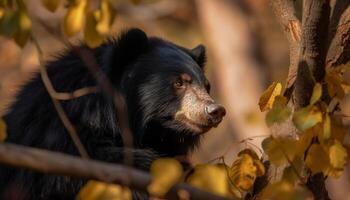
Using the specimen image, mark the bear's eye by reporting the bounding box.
[174,78,185,89]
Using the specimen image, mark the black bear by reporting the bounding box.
[0,28,226,199]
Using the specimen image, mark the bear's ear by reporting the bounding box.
[191,44,206,69]
[110,28,149,82]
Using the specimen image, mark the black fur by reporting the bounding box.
[0,28,209,200]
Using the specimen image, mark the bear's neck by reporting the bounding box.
[139,122,201,157]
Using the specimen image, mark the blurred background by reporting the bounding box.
[0,0,348,199]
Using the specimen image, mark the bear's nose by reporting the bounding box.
[205,103,226,123]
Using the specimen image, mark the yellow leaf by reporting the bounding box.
[326,167,343,178]
[262,137,298,166]
[265,95,291,126]
[329,141,347,169]
[261,181,313,200]
[96,0,114,35]
[41,0,60,12]
[148,158,183,197]
[342,83,350,94]
[310,83,322,105]
[0,8,5,19]
[330,115,346,141]
[282,166,299,185]
[293,105,322,131]
[13,9,31,47]
[63,0,87,37]
[318,114,331,144]
[0,119,7,141]
[77,180,131,200]
[283,157,303,185]
[326,69,346,98]
[305,144,329,174]
[253,159,265,177]
[187,164,229,197]
[298,126,317,154]
[84,11,104,48]
[259,82,282,112]
[229,154,257,191]
[237,148,259,160]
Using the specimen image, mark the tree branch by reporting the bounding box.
[31,35,90,159]
[0,143,233,200]
[269,0,302,90]
[326,0,350,68]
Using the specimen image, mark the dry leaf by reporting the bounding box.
[310,83,322,105]
[261,181,313,200]
[64,0,87,37]
[318,114,331,144]
[259,82,282,112]
[77,180,131,200]
[187,164,229,197]
[262,137,298,166]
[305,144,329,175]
[229,154,257,191]
[84,11,104,48]
[147,158,183,197]
[329,141,347,169]
[96,0,114,35]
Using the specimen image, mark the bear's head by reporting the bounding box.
[107,29,226,155]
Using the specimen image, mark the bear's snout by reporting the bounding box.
[205,103,226,126]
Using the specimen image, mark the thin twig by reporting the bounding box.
[53,87,98,101]
[34,17,134,166]
[31,35,89,159]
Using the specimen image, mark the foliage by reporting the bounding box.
[147,158,183,197]
[258,63,350,198]
[0,0,121,48]
[77,180,131,200]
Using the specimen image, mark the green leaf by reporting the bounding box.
[293,106,322,131]
[265,95,291,126]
